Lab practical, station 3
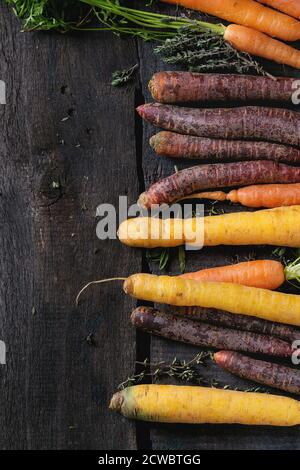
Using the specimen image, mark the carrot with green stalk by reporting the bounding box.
[110,384,300,426]
[162,0,300,41]
[8,1,300,69]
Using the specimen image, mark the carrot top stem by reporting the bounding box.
[75,278,126,306]
[284,257,300,283]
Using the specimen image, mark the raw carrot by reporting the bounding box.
[150,132,300,164]
[223,24,300,68]
[137,104,300,147]
[170,307,300,343]
[118,206,300,248]
[162,0,300,41]
[77,273,300,326]
[180,260,285,289]
[110,384,300,425]
[149,72,298,104]
[131,306,292,357]
[214,351,300,395]
[186,183,300,208]
[122,274,300,326]
[256,0,300,19]
[137,161,300,208]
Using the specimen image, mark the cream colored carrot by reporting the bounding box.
[123,274,300,326]
[110,384,300,426]
[118,206,300,248]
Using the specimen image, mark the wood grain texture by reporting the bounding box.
[1,0,300,450]
[0,4,141,450]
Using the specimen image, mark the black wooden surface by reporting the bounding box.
[0,2,300,450]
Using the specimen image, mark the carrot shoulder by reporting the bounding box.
[162,0,300,41]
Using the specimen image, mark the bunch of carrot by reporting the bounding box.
[91,1,300,427]
[106,66,300,426]
[161,0,300,68]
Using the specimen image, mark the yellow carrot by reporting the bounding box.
[110,384,300,426]
[118,206,300,248]
[123,274,300,326]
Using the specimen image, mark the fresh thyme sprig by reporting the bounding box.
[155,27,268,75]
[118,351,213,390]
[118,352,268,394]
[111,64,139,87]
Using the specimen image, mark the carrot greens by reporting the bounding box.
[7,1,267,74]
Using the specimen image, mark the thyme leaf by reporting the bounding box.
[111,64,138,87]
[155,28,269,76]
[118,352,268,394]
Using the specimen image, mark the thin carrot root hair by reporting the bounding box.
[75,278,126,306]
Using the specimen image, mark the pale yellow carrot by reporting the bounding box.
[110,384,300,426]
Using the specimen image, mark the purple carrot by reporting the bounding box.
[137,103,300,147]
[138,160,300,208]
[149,72,298,104]
[215,350,300,395]
[131,307,292,358]
[150,131,300,164]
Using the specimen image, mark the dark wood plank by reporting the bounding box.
[0,4,141,450]
[137,8,300,449]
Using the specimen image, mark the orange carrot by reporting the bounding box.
[162,0,300,41]
[256,0,300,19]
[223,24,300,69]
[183,183,300,208]
[180,260,285,290]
